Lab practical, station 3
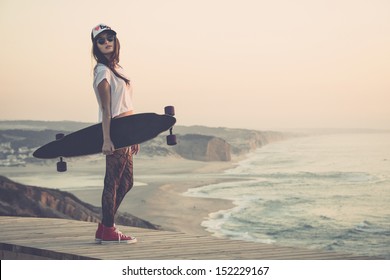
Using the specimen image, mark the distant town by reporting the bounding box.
[0,142,36,167]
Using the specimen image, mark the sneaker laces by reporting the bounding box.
[114,228,132,241]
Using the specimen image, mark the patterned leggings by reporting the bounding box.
[101,147,134,227]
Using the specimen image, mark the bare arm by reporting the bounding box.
[98,79,115,155]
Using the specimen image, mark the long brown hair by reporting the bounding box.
[92,33,130,85]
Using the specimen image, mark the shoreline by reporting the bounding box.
[0,155,246,236]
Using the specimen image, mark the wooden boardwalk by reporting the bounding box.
[0,216,373,260]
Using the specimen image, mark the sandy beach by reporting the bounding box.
[62,156,242,236]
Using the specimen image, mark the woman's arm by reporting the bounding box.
[97,79,115,155]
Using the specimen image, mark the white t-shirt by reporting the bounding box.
[93,63,134,122]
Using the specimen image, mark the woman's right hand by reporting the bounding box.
[102,139,115,155]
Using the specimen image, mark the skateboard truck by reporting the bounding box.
[57,157,67,172]
[55,133,67,172]
[164,106,177,146]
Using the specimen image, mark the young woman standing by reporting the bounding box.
[91,24,138,244]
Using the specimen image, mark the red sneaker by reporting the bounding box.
[101,226,137,244]
[95,223,103,243]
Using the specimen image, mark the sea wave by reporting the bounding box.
[185,133,390,258]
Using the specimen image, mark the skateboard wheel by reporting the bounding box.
[164,106,175,116]
[167,134,177,146]
[56,133,65,140]
[57,160,67,172]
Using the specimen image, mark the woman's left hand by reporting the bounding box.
[131,144,140,155]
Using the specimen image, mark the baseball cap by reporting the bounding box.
[91,24,117,41]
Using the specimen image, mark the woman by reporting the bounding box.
[91,24,138,244]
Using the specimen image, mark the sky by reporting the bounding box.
[1,0,389,130]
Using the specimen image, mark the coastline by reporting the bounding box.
[2,133,390,259]
[71,156,242,236]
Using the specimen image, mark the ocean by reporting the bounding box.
[184,133,390,259]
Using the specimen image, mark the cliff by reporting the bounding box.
[173,134,231,161]
[0,175,159,230]
[173,126,290,158]
[141,128,289,162]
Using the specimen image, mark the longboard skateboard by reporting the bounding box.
[33,106,177,172]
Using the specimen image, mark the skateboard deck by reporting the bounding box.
[33,105,177,165]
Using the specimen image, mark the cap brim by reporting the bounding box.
[92,29,117,41]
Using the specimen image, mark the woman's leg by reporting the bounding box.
[114,148,134,214]
[101,148,131,227]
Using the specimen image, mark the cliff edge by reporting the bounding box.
[0,175,159,230]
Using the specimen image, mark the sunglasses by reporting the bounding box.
[96,35,115,45]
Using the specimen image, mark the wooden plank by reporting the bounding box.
[0,216,375,260]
